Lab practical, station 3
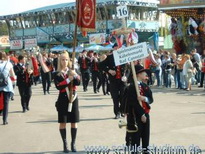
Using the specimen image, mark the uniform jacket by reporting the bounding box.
[91,58,100,72]
[99,54,130,82]
[78,56,91,72]
[14,63,33,87]
[54,71,80,114]
[126,82,153,118]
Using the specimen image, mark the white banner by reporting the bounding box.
[24,38,37,49]
[10,40,23,50]
[113,42,149,66]
[89,33,106,44]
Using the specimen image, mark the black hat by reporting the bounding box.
[112,43,118,48]
[134,64,149,74]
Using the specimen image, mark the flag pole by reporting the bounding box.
[68,0,79,111]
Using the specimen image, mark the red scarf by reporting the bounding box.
[115,66,121,79]
[0,92,4,110]
[94,61,98,71]
[139,84,150,114]
[82,58,87,69]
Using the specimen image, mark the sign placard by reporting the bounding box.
[113,42,149,66]
[10,40,23,50]
[116,5,128,18]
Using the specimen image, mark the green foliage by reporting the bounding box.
[0,21,9,35]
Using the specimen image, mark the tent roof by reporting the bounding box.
[0,0,159,19]
[158,3,205,11]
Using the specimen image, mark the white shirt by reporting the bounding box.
[0,60,14,94]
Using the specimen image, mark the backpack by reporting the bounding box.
[0,62,8,87]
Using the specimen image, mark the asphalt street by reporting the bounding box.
[0,83,204,154]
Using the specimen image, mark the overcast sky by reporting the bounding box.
[0,0,75,16]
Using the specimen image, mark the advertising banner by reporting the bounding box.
[89,33,106,44]
[25,38,37,49]
[10,40,23,50]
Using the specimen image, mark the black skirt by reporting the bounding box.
[58,97,80,123]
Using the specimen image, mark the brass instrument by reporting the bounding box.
[118,119,138,133]
[25,60,33,78]
[38,53,49,73]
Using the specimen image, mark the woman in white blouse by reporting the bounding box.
[183,54,194,91]
[0,51,16,125]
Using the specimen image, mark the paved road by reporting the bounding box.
[0,84,204,153]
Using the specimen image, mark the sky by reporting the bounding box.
[0,0,75,16]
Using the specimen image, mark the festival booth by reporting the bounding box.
[158,0,205,54]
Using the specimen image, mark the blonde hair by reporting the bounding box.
[57,51,72,72]
[0,51,8,61]
[184,54,190,60]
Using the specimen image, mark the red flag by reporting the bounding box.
[77,0,96,36]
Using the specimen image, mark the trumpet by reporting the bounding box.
[118,120,127,129]
[118,120,138,133]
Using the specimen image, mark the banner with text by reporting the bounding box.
[10,40,23,50]
[113,42,149,66]
[25,38,37,49]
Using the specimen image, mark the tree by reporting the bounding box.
[0,21,9,36]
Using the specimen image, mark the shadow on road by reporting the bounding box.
[9,111,23,114]
[191,112,205,114]
[81,117,113,122]
[26,120,57,124]
[152,87,205,96]
[80,105,112,108]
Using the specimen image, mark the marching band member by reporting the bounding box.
[91,52,102,93]
[99,43,129,119]
[54,51,80,153]
[78,50,91,92]
[14,55,33,113]
[40,52,52,95]
[99,54,110,95]
[126,64,153,153]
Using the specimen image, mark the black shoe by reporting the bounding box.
[63,147,69,153]
[23,109,26,113]
[47,91,50,94]
[3,121,8,125]
[121,113,125,117]
[44,92,46,95]
[71,128,77,152]
[11,97,14,101]
[94,91,97,94]
[198,86,203,88]
[71,142,77,152]
[114,114,121,119]
[26,107,30,111]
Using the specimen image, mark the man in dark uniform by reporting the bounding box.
[14,55,33,113]
[126,64,153,153]
[99,43,129,119]
[78,50,91,92]
[91,53,102,93]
